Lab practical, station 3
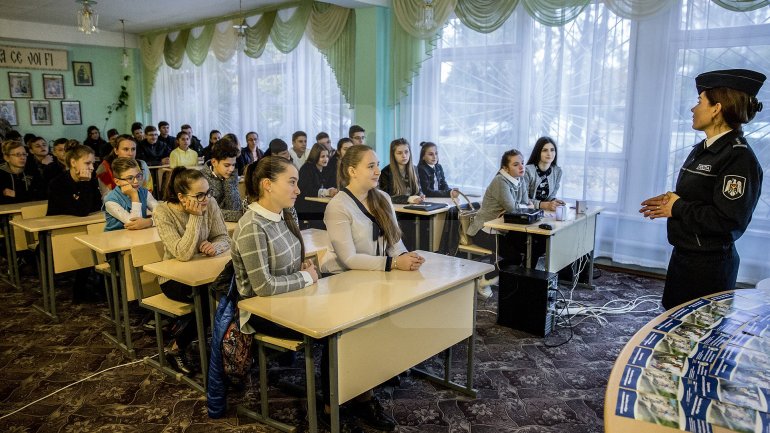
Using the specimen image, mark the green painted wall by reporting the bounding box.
[0,40,143,141]
[353,7,393,162]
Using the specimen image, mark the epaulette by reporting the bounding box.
[732,136,748,149]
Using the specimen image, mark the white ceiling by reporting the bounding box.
[0,0,389,34]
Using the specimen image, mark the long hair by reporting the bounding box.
[165,167,204,204]
[338,145,402,248]
[305,143,328,167]
[106,135,136,164]
[243,156,305,261]
[418,141,437,162]
[500,149,524,169]
[387,138,419,196]
[526,137,558,167]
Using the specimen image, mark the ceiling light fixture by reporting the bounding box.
[76,0,99,34]
[415,0,435,35]
[233,0,247,52]
[121,19,129,68]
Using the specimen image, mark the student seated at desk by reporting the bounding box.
[168,131,199,168]
[297,143,337,229]
[321,144,423,431]
[103,157,157,231]
[417,141,459,198]
[0,140,45,204]
[466,149,531,298]
[47,144,101,217]
[96,135,154,196]
[327,137,353,190]
[43,138,69,186]
[378,138,424,204]
[201,137,242,222]
[154,167,230,375]
[47,144,103,303]
[525,136,565,212]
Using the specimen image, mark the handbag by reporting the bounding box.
[452,192,477,246]
[222,317,253,378]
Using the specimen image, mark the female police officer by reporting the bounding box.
[640,69,765,310]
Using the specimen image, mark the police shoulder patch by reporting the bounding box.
[723,175,746,200]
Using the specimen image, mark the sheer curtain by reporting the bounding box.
[151,27,352,149]
[400,0,770,284]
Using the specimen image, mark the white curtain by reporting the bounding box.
[150,35,352,149]
[400,0,770,284]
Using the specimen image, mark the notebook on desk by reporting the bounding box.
[403,202,449,212]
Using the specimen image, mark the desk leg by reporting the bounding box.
[414,217,421,252]
[329,334,340,433]
[99,253,125,348]
[32,232,58,322]
[305,336,317,433]
[117,253,136,358]
[193,285,208,390]
[428,215,435,252]
[32,231,49,315]
[2,216,20,290]
[45,232,56,320]
[525,234,533,268]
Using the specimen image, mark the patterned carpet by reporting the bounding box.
[0,263,664,433]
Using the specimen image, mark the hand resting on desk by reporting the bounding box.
[394,252,425,271]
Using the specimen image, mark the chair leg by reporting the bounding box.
[154,311,166,367]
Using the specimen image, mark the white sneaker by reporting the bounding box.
[480,276,499,287]
[477,284,493,299]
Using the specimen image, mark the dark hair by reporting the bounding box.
[316,131,329,142]
[158,121,169,128]
[165,167,205,204]
[5,130,21,142]
[336,137,353,153]
[349,125,365,137]
[223,133,240,147]
[387,138,419,196]
[23,133,36,144]
[107,128,119,139]
[500,149,524,169]
[53,137,69,147]
[86,126,99,140]
[305,143,329,167]
[246,131,258,140]
[209,130,221,141]
[292,131,307,142]
[144,125,157,134]
[176,131,189,140]
[268,138,289,154]
[131,122,143,133]
[106,135,137,164]
[181,124,191,130]
[211,138,241,160]
[111,157,139,178]
[526,137,558,166]
[337,145,402,247]
[65,144,94,169]
[704,87,764,130]
[243,156,305,260]
[418,141,437,161]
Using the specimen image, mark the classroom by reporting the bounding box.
[1,1,769,432]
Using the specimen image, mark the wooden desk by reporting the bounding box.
[604,289,769,433]
[0,200,47,289]
[74,221,238,356]
[484,207,602,285]
[238,251,493,433]
[11,212,105,321]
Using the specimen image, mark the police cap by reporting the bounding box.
[695,69,766,96]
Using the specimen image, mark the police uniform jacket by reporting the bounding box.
[669,129,763,252]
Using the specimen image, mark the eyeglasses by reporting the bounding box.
[117,173,144,183]
[8,152,28,158]
[185,189,214,202]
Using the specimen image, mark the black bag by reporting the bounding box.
[209,261,235,298]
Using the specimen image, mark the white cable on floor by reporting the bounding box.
[0,354,158,421]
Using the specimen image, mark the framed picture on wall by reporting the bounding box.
[0,100,18,126]
[43,74,65,99]
[29,100,52,125]
[72,61,93,86]
[8,72,32,98]
[61,101,82,125]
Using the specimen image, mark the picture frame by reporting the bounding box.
[72,61,93,86]
[0,100,18,126]
[29,100,52,125]
[43,74,65,99]
[8,72,32,98]
[61,100,82,125]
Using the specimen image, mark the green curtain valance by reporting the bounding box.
[140,0,355,109]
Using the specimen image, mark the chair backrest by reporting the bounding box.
[13,203,48,251]
[128,240,165,300]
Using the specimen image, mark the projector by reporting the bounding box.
[503,209,543,225]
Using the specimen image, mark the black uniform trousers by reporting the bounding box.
[662,245,739,310]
